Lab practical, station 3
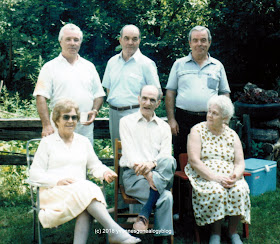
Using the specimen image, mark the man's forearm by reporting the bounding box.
[92,96,104,112]
[36,95,51,127]
[165,90,176,120]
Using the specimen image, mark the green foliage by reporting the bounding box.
[0,139,40,207]
[251,140,264,158]
[94,139,113,158]
[1,0,279,98]
[0,165,29,207]
[0,86,38,118]
[97,102,109,118]
[208,0,280,93]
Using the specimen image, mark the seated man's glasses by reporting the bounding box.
[62,115,78,121]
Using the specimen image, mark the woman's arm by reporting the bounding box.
[86,139,116,182]
[221,132,245,188]
[232,132,245,179]
[187,127,232,185]
[29,138,60,186]
[187,127,218,182]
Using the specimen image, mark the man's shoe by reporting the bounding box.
[133,215,149,233]
[173,213,179,221]
[127,217,137,223]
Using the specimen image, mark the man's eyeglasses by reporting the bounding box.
[62,115,78,121]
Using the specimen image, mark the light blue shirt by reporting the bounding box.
[102,49,161,107]
[166,53,230,112]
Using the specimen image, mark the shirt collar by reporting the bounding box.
[135,110,159,124]
[186,52,215,65]
[53,131,63,141]
[58,53,81,64]
[118,48,141,62]
[53,131,77,142]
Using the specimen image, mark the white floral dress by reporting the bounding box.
[185,122,251,226]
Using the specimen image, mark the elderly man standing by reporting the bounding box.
[102,24,161,151]
[165,25,231,217]
[120,85,176,243]
[33,23,105,145]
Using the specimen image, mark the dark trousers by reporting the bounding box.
[173,107,206,214]
[173,107,207,170]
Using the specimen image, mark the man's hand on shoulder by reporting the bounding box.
[42,125,55,137]
[133,161,155,176]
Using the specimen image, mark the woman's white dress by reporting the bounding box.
[29,132,109,228]
[185,122,251,226]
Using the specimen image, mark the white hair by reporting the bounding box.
[188,25,212,42]
[207,95,234,123]
[58,23,83,42]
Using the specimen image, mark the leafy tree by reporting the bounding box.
[0,0,279,99]
[208,0,280,93]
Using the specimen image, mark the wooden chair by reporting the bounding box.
[114,139,153,229]
[178,153,250,243]
[114,139,174,243]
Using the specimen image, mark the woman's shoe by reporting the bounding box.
[209,234,221,244]
[230,233,243,244]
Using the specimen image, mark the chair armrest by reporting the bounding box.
[175,171,189,180]
[25,179,49,188]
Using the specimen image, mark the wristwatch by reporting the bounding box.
[153,160,157,168]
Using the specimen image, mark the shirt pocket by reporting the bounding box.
[206,71,220,90]
[127,73,145,93]
[207,76,219,90]
[129,72,143,81]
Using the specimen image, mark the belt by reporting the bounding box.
[109,104,140,111]
[177,107,207,116]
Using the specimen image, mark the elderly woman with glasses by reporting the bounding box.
[185,95,250,244]
[29,98,141,244]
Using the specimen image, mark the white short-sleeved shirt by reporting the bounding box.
[166,53,230,112]
[102,49,161,107]
[33,54,105,143]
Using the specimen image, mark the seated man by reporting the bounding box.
[119,85,176,242]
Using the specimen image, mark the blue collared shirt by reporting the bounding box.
[166,53,230,112]
[102,49,161,107]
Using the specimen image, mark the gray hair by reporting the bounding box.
[120,24,141,39]
[188,25,212,42]
[140,85,162,101]
[58,23,83,42]
[52,98,80,128]
[207,95,234,123]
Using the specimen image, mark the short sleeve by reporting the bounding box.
[166,61,178,91]
[33,63,53,99]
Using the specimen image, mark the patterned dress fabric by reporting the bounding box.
[185,122,251,226]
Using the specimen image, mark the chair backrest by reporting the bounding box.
[179,153,188,171]
[114,139,122,176]
[26,138,41,170]
[114,139,121,221]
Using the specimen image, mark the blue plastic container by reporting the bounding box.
[244,158,277,196]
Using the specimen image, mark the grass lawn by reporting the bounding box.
[0,182,279,244]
